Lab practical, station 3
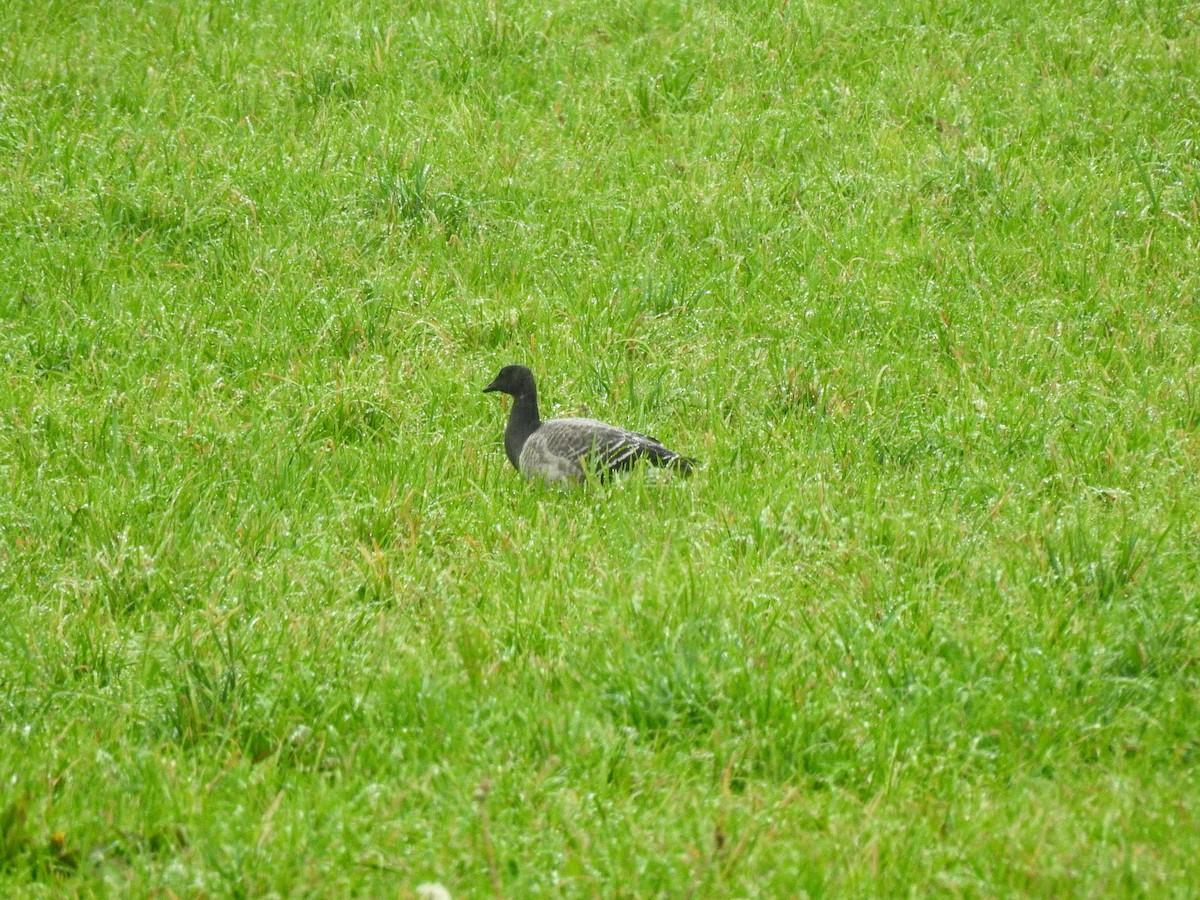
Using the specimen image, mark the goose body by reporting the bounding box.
[483,365,695,483]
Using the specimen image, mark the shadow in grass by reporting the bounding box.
[2,788,188,884]
[300,389,395,445]
[0,794,81,879]
[600,624,722,743]
[94,185,241,259]
[153,631,350,773]
[295,63,358,106]
[1041,519,1166,606]
[432,7,544,90]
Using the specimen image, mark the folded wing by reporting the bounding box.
[523,418,694,481]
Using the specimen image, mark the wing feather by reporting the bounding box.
[530,418,693,479]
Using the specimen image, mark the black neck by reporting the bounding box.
[503,388,541,469]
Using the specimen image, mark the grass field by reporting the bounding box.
[2,0,1199,895]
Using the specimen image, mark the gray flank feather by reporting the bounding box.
[520,418,693,482]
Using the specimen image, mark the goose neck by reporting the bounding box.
[504,389,541,468]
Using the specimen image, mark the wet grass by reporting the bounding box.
[1,0,1199,895]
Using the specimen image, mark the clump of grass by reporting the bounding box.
[361,149,473,238]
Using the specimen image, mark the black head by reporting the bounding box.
[483,364,536,398]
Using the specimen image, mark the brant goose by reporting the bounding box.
[483,365,695,483]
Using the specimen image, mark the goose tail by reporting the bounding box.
[665,453,697,476]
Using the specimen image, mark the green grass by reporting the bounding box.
[2,0,1199,895]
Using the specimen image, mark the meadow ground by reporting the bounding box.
[2,0,1199,895]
